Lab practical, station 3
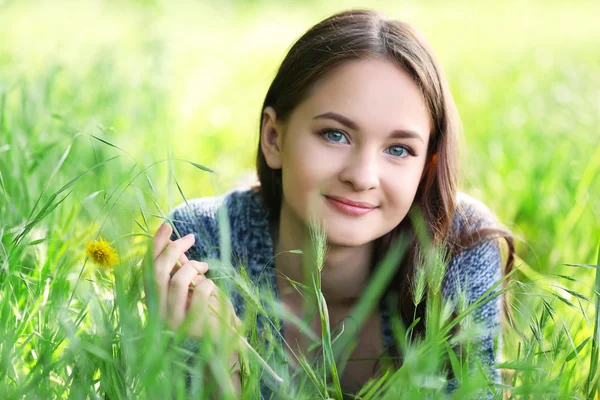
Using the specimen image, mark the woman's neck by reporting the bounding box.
[272,202,373,305]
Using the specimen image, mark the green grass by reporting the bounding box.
[1,0,599,398]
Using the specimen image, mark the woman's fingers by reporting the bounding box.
[187,280,242,337]
[153,233,195,319]
[191,278,216,307]
[153,223,192,267]
[187,278,217,335]
[166,261,207,328]
[152,223,173,259]
[149,224,239,339]
[148,223,227,334]
[155,234,195,279]
[175,260,208,277]
[213,287,242,330]
[168,241,200,277]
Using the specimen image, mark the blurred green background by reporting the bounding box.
[1,0,600,397]
[1,0,599,275]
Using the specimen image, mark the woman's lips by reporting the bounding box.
[324,195,377,217]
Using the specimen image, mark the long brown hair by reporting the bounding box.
[255,8,514,362]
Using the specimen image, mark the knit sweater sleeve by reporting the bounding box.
[167,197,222,262]
[165,190,268,399]
[442,193,504,397]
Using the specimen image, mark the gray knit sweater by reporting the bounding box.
[168,186,503,398]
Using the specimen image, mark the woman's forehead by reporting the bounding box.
[291,59,432,140]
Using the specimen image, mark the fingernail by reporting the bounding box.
[185,233,195,241]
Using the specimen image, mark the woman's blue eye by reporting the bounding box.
[385,145,410,158]
[319,129,412,158]
[322,129,349,143]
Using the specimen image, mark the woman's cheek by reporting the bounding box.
[380,162,416,196]
[281,148,332,218]
[287,139,333,182]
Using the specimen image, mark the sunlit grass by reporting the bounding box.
[1,0,599,398]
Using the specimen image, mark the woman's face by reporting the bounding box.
[262,58,432,247]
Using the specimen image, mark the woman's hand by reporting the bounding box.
[147,222,283,388]
[150,222,241,338]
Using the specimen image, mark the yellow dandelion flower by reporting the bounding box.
[85,237,120,268]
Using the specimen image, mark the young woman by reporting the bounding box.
[149,8,514,399]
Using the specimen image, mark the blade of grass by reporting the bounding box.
[25,141,73,222]
[585,243,600,398]
[313,274,342,399]
[566,337,591,363]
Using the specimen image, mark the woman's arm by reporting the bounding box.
[163,201,244,398]
[443,235,504,398]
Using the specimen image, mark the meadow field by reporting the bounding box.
[1,0,599,398]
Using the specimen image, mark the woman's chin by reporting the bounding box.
[302,207,380,247]
[324,229,373,248]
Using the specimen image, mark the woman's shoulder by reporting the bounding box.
[443,194,506,383]
[170,186,264,221]
[168,186,270,261]
[450,192,500,237]
[443,192,505,305]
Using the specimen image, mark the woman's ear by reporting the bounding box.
[260,106,284,170]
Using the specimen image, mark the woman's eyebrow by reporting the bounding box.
[313,111,425,143]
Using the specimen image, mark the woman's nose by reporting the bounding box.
[338,151,379,192]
